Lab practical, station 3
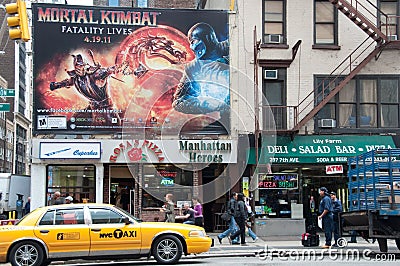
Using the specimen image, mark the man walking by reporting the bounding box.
[229,193,248,245]
[217,193,239,244]
[318,187,334,248]
[330,191,343,247]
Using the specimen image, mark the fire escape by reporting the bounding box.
[267,0,400,134]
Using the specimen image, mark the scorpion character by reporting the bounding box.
[172,22,230,115]
[50,50,122,126]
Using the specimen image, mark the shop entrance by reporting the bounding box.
[109,166,135,215]
[302,174,347,228]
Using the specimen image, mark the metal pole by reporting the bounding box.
[252,26,260,210]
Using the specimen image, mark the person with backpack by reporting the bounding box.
[229,193,247,245]
[217,193,239,244]
[244,197,258,242]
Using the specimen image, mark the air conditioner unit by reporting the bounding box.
[318,119,336,128]
[388,35,398,41]
[264,69,278,79]
[268,34,282,44]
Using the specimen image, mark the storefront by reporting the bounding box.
[251,134,395,236]
[31,138,238,230]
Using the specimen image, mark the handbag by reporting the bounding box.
[221,212,231,222]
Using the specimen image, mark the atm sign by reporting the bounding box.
[325,165,343,175]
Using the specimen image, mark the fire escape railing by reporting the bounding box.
[289,0,393,132]
[293,37,378,130]
[334,0,389,40]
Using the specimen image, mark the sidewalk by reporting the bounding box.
[201,233,400,258]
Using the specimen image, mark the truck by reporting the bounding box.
[341,149,400,252]
[0,173,31,219]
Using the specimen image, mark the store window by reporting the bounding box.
[142,164,193,208]
[255,173,299,218]
[47,165,96,205]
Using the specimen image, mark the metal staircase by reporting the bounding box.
[292,0,394,132]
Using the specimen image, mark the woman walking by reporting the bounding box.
[192,197,204,227]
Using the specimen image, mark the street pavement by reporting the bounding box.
[201,233,400,258]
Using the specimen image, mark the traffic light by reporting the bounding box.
[5,0,30,42]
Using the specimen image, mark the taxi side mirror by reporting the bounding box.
[123,217,131,225]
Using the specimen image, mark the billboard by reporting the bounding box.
[32,4,230,135]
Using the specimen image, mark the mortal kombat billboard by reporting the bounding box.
[32,4,230,135]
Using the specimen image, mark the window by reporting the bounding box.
[263,0,285,44]
[379,0,398,37]
[137,0,148,8]
[314,0,337,45]
[262,68,286,130]
[39,210,55,225]
[108,0,119,6]
[381,79,399,127]
[89,208,124,224]
[316,76,400,129]
[47,165,96,205]
[142,164,193,208]
[39,209,85,225]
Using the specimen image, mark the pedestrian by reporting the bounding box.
[244,197,258,242]
[65,196,74,204]
[192,197,204,227]
[349,230,358,243]
[217,193,239,244]
[24,197,31,215]
[120,188,130,211]
[348,200,357,243]
[318,187,334,248]
[0,190,5,219]
[181,202,195,224]
[50,191,63,205]
[330,191,343,247]
[229,193,248,245]
[160,193,175,223]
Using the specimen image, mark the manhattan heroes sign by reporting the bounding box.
[260,135,395,164]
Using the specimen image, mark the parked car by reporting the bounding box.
[0,203,212,266]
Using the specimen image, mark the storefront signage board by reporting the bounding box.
[260,135,395,164]
[258,173,298,189]
[39,142,101,159]
[105,139,237,163]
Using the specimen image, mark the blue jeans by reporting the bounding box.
[218,216,239,243]
[248,227,257,240]
[323,214,334,246]
[333,216,340,243]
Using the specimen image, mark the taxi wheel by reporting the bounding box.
[9,241,44,266]
[152,235,183,264]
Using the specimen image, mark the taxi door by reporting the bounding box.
[88,207,142,256]
[33,207,90,258]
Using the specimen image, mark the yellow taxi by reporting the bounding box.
[0,203,212,266]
